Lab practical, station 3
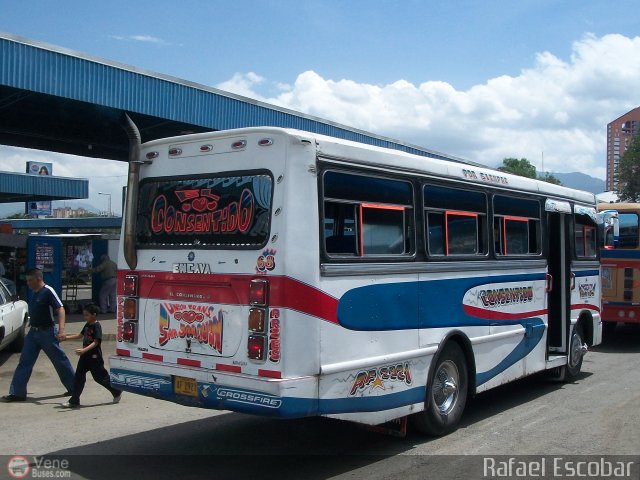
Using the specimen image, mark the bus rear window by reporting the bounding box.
[136,173,273,248]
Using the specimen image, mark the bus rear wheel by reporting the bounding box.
[412,342,468,436]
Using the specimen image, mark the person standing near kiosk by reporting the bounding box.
[94,254,117,314]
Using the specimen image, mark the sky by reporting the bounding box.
[1,0,639,215]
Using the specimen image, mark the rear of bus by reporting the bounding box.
[600,203,640,333]
[109,128,323,418]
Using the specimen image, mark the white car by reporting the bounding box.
[0,278,29,353]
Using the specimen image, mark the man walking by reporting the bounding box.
[2,268,75,401]
[94,254,117,314]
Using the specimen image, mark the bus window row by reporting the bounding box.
[322,169,597,260]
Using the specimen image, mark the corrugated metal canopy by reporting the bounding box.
[0,31,474,165]
[0,171,87,202]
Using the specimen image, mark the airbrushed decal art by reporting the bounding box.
[350,362,413,396]
[462,280,546,320]
[159,302,224,353]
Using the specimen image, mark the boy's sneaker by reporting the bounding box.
[61,401,80,408]
[112,393,122,404]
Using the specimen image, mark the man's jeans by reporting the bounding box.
[9,327,75,398]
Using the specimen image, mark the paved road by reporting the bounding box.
[1,324,638,479]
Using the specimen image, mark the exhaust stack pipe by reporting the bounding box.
[122,113,141,270]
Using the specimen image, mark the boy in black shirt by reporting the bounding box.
[61,304,122,407]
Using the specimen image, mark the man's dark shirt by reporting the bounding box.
[30,285,63,328]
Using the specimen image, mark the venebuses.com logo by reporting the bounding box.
[7,455,71,478]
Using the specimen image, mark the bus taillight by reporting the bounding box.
[122,321,137,343]
[123,298,138,320]
[248,279,270,361]
[123,274,138,296]
[247,335,266,360]
[249,279,269,306]
[248,308,267,333]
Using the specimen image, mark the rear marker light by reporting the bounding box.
[123,298,137,320]
[258,138,273,146]
[146,151,159,160]
[247,335,266,360]
[168,147,182,156]
[249,279,269,306]
[232,140,247,149]
[122,321,137,343]
[248,308,267,332]
[123,274,138,296]
[200,144,213,152]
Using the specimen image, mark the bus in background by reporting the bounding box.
[110,123,601,436]
[599,203,640,336]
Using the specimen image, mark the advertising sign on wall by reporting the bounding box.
[25,161,53,216]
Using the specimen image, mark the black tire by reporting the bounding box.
[413,342,468,436]
[8,318,26,353]
[564,324,586,380]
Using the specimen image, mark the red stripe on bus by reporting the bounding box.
[142,353,163,362]
[463,304,548,320]
[116,348,131,356]
[570,304,601,313]
[121,272,340,324]
[258,369,282,379]
[216,364,242,373]
[177,358,201,367]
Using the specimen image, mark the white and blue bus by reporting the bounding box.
[110,126,601,435]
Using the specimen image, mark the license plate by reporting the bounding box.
[174,376,198,397]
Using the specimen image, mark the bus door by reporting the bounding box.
[546,200,572,354]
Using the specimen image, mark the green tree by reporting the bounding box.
[617,134,640,202]
[498,158,562,185]
[498,158,537,179]
[537,172,562,185]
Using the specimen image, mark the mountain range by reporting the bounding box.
[551,172,606,194]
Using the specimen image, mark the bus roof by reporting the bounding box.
[141,127,597,206]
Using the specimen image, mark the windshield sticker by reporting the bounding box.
[159,302,224,353]
[151,188,254,235]
[137,175,272,247]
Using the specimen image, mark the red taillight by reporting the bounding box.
[123,298,137,320]
[200,144,213,152]
[247,279,270,362]
[146,151,159,160]
[249,279,269,306]
[247,335,266,360]
[123,274,138,296]
[168,147,182,156]
[258,138,273,146]
[123,321,137,343]
[232,140,247,149]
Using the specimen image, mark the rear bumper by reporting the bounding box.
[602,304,640,324]
[109,355,318,418]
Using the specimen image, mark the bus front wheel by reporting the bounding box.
[413,342,468,436]
[556,324,587,381]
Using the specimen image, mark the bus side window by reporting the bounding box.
[324,202,358,255]
[493,195,541,257]
[424,184,487,257]
[574,213,598,258]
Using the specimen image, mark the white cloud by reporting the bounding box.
[217,33,640,180]
[110,35,181,47]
